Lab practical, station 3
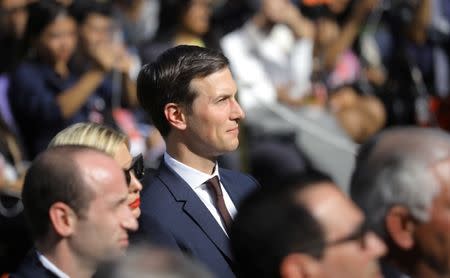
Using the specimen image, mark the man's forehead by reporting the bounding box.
[431,159,450,182]
[77,152,125,189]
[298,183,363,239]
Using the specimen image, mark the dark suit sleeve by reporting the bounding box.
[132,212,179,250]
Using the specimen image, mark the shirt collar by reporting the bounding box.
[37,251,71,278]
[163,152,220,190]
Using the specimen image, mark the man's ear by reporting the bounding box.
[280,253,321,278]
[164,103,187,131]
[49,202,77,237]
[385,205,416,250]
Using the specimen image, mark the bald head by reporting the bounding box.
[22,145,125,241]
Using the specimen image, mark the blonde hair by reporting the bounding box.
[49,123,129,157]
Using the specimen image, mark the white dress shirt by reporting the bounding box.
[37,251,70,278]
[164,153,237,236]
[221,21,314,110]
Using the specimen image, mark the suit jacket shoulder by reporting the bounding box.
[10,251,58,278]
[138,162,258,278]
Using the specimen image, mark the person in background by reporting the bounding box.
[136,45,259,278]
[139,0,218,64]
[350,127,450,278]
[221,0,316,109]
[8,0,118,158]
[11,146,138,278]
[0,0,28,73]
[112,0,160,48]
[49,122,144,218]
[69,0,166,167]
[0,117,32,274]
[312,0,386,143]
[232,170,386,278]
[221,0,386,144]
[70,0,140,108]
[0,0,28,136]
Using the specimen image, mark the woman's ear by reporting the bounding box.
[385,205,416,250]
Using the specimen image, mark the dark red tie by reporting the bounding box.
[206,176,233,233]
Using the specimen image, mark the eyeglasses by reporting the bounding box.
[123,154,145,186]
[326,221,370,249]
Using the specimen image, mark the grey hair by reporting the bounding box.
[350,127,450,238]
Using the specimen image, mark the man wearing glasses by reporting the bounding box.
[232,170,386,278]
[351,127,450,278]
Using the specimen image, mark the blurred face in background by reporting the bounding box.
[327,0,351,14]
[413,160,450,276]
[181,0,212,36]
[0,0,28,38]
[315,17,339,49]
[299,183,386,278]
[36,14,77,65]
[79,12,114,50]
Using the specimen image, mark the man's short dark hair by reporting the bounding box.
[21,146,96,241]
[69,0,113,24]
[231,170,333,278]
[137,45,230,137]
[231,184,325,278]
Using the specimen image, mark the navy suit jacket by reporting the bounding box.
[137,161,259,278]
[10,250,58,278]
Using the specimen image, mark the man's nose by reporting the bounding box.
[122,208,139,231]
[231,98,245,120]
[366,232,387,258]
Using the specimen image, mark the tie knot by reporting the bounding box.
[207,176,222,197]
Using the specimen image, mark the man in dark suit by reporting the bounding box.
[136,45,259,278]
[232,171,386,278]
[11,146,138,278]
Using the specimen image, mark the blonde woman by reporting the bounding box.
[49,122,144,218]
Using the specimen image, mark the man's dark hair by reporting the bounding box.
[231,170,333,278]
[281,169,334,192]
[137,45,229,137]
[231,185,325,278]
[156,0,193,38]
[69,0,113,24]
[21,146,96,241]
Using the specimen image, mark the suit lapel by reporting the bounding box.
[220,171,243,207]
[157,162,232,260]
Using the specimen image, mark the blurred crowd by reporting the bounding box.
[0,0,450,277]
[1,0,449,193]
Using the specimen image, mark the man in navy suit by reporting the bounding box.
[11,146,138,277]
[136,45,259,278]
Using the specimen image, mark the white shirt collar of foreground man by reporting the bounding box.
[163,152,237,236]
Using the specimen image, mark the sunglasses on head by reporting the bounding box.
[123,154,145,186]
